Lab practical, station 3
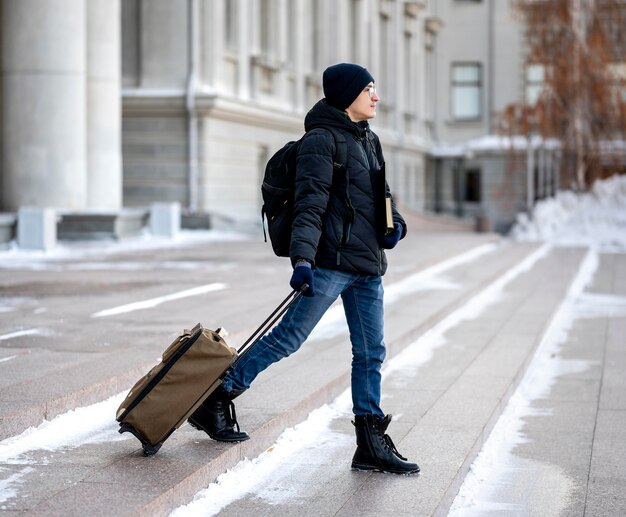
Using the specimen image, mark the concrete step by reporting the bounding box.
[0,236,554,516]
[186,246,588,517]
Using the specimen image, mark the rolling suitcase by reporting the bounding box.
[115,288,304,455]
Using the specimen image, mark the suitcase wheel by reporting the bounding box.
[118,422,163,456]
[141,442,162,456]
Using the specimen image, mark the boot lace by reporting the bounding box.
[381,432,407,461]
[375,415,408,461]
[226,400,241,432]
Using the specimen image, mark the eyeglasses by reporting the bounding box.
[363,86,378,99]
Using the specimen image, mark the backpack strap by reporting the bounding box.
[304,127,348,171]
[326,128,348,172]
[324,127,351,203]
[325,128,354,253]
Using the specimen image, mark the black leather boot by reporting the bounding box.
[351,414,420,474]
[188,385,249,442]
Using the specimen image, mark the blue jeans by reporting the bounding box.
[222,267,386,416]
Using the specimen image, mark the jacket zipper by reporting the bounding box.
[336,225,343,265]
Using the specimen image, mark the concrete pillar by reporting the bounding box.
[354,0,368,66]
[150,202,181,238]
[394,0,404,128]
[87,0,122,210]
[277,0,289,104]
[18,207,57,251]
[237,0,251,99]
[1,0,87,211]
[369,1,380,79]
[293,0,306,112]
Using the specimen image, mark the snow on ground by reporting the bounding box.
[0,229,252,269]
[308,242,497,342]
[91,282,228,318]
[511,174,626,251]
[0,393,128,466]
[448,248,600,515]
[170,393,355,517]
[451,174,626,514]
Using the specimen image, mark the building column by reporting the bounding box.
[293,0,306,112]
[1,0,87,211]
[237,0,250,99]
[87,0,122,210]
[276,0,288,105]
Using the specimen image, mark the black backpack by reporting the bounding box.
[261,128,348,257]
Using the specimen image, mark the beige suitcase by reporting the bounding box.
[116,289,303,455]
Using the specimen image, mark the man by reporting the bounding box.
[189,63,420,475]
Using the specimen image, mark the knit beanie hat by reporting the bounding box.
[323,63,375,110]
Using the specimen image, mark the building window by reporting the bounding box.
[464,169,481,202]
[451,63,482,120]
[525,64,545,105]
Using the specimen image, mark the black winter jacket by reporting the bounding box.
[290,99,406,276]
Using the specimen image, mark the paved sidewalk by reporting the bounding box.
[0,232,623,516]
[178,247,626,517]
[448,250,626,516]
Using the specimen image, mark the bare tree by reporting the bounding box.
[499,0,626,190]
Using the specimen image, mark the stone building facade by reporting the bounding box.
[428,0,560,233]
[1,0,558,238]
[120,0,434,230]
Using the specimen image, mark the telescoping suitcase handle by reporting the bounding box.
[234,283,308,362]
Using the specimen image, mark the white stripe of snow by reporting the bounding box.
[91,282,227,318]
[384,242,498,305]
[0,329,44,341]
[170,393,354,517]
[574,292,626,319]
[0,355,18,364]
[0,392,127,465]
[448,248,599,515]
[383,243,550,376]
[0,467,34,504]
[169,245,551,517]
[309,243,497,341]
[0,230,251,267]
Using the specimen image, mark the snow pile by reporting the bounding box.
[510,174,626,250]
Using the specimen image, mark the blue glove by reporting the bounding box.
[290,262,315,297]
[380,222,402,249]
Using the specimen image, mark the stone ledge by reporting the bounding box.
[0,209,218,246]
[57,209,149,240]
[181,211,211,230]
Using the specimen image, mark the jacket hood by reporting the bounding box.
[304,99,369,139]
